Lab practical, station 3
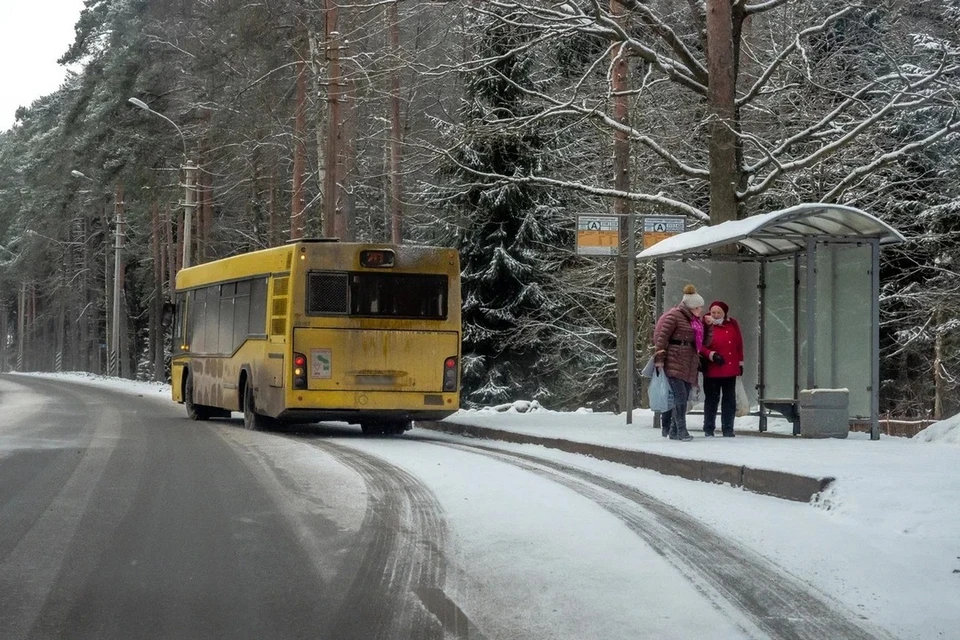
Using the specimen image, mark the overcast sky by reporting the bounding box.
[0,0,86,130]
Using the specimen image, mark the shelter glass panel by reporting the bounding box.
[762,259,796,401]
[814,243,872,418]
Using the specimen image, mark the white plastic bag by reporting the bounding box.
[640,357,655,378]
[687,372,705,412]
[735,377,750,417]
[648,369,673,413]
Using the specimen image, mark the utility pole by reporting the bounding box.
[611,0,635,421]
[127,98,194,267]
[387,0,404,244]
[183,160,197,268]
[110,185,125,377]
[292,39,308,240]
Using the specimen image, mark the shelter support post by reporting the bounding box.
[626,213,636,424]
[758,260,767,432]
[652,259,664,432]
[870,239,880,440]
[805,239,817,391]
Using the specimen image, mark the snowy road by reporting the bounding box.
[0,375,892,639]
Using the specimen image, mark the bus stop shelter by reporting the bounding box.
[637,203,905,440]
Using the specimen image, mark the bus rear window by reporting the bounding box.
[306,271,448,319]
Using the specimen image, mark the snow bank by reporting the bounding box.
[915,413,960,445]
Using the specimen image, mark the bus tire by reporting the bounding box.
[184,371,212,421]
[385,420,412,435]
[243,382,275,431]
[361,421,409,436]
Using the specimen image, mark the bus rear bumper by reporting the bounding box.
[275,408,456,425]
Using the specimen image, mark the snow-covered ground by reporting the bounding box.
[6,372,960,639]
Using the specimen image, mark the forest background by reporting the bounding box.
[0,0,958,419]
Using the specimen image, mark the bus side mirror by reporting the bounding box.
[161,302,175,329]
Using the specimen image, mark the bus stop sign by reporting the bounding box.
[642,215,686,249]
[577,215,620,256]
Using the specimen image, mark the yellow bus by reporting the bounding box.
[169,240,461,434]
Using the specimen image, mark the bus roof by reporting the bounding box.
[174,242,457,291]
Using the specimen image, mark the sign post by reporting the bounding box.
[576,213,687,426]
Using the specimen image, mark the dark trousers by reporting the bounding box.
[703,376,737,435]
[661,376,692,434]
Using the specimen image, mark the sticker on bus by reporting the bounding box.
[311,349,332,379]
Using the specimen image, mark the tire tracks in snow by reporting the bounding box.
[301,439,478,640]
[430,440,891,640]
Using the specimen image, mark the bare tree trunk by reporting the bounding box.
[166,203,177,289]
[933,307,945,420]
[17,282,25,371]
[387,1,404,244]
[0,300,6,372]
[323,0,342,238]
[706,0,740,226]
[291,51,308,240]
[268,172,278,246]
[152,201,164,381]
[309,25,328,238]
[81,214,93,372]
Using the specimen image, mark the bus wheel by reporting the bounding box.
[384,421,412,435]
[184,371,212,421]
[243,383,275,431]
[360,423,384,436]
[361,421,409,436]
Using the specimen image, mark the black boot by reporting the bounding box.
[676,426,694,442]
[661,411,672,437]
[668,427,678,440]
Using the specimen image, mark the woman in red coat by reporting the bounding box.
[700,300,744,437]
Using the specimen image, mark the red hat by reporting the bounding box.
[709,300,729,315]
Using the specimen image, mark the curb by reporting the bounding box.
[416,421,834,503]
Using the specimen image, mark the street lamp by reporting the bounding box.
[127,97,196,268]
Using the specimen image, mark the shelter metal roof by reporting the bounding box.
[636,203,906,259]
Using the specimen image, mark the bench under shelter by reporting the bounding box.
[637,203,905,440]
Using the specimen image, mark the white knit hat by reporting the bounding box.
[681,284,704,309]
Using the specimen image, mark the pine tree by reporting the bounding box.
[440,8,570,406]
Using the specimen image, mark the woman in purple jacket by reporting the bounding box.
[653,284,713,441]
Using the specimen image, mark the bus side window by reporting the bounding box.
[189,289,204,351]
[250,277,267,334]
[173,293,186,345]
[234,279,251,348]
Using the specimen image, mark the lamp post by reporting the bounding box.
[127,97,195,268]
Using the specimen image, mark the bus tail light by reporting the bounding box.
[443,356,458,392]
[293,352,307,389]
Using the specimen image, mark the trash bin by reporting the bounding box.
[799,388,850,439]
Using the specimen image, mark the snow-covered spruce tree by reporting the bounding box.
[436,8,572,407]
